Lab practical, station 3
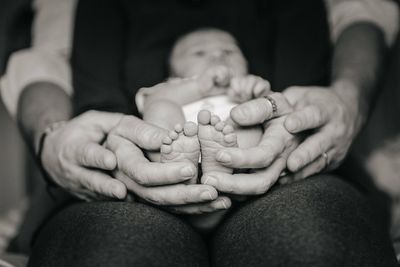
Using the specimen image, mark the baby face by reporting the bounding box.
[170,29,248,78]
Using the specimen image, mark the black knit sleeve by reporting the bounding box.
[71,0,132,115]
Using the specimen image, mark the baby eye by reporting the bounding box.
[193,50,205,57]
[222,49,234,56]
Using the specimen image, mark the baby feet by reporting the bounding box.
[197,110,238,175]
[161,113,237,232]
[160,122,200,183]
[160,111,237,183]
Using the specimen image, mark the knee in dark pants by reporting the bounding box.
[213,175,397,267]
[29,202,209,267]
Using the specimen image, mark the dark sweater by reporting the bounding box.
[71,0,331,116]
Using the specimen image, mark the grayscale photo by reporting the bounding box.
[0,0,400,266]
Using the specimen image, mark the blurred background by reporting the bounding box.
[0,0,399,223]
[0,0,31,215]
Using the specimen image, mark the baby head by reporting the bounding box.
[169,28,248,78]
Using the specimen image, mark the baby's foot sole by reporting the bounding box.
[198,110,237,175]
[160,122,200,182]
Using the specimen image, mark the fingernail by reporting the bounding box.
[104,154,117,170]
[111,183,126,199]
[203,175,217,187]
[290,156,302,172]
[200,191,214,201]
[180,166,195,177]
[220,199,228,209]
[285,119,298,132]
[216,152,231,164]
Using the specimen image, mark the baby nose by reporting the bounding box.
[210,50,226,62]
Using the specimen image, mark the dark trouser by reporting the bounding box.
[28,175,397,267]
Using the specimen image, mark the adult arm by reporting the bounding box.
[282,21,394,178]
[200,0,399,193]
[72,0,131,115]
[1,0,77,119]
[2,0,126,200]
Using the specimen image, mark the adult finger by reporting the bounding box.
[291,153,328,180]
[287,130,333,172]
[216,119,293,169]
[117,172,218,205]
[243,76,257,98]
[216,139,285,169]
[112,115,168,150]
[253,78,271,98]
[108,135,196,185]
[76,167,127,199]
[284,105,329,133]
[75,143,117,170]
[230,92,292,126]
[202,155,286,195]
[166,196,231,215]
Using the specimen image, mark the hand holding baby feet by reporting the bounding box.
[160,122,200,183]
[228,75,271,103]
[198,65,232,97]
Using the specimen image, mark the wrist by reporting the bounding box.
[36,121,68,187]
[331,79,365,134]
[35,120,68,155]
[18,82,72,151]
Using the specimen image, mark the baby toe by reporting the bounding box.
[222,124,234,134]
[224,133,237,144]
[162,136,173,145]
[210,115,221,126]
[174,124,183,133]
[169,130,179,140]
[197,110,212,125]
[215,121,225,131]
[183,121,198,137]
[161,144,173,154]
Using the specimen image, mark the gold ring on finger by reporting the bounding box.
[264,95,278,117]
[322,152,329,169]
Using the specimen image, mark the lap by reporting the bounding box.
[212,174,397,267]
[28,201,209,267]
[28,175,397,267]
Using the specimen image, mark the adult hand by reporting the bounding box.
[281,83,360,181]
[106,115,231,214]
[200,92,299,195]
[41,110,127,201]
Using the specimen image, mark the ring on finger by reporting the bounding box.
[264,95,278,117]
[322,152,329,169]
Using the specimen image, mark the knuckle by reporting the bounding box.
[133,172,149,186]
[79,177,92,190]
[303,149,313,163]
[146,193,164,206]
[82,145,93,162]
[223,184,237,194]
[317,141,325,155]
[180,191,193,204]
[259,145,274,164]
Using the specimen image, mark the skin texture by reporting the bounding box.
[17,83,228,213]
[281,23,386,182]
[16,23,385,215]
[202,23,386,193]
